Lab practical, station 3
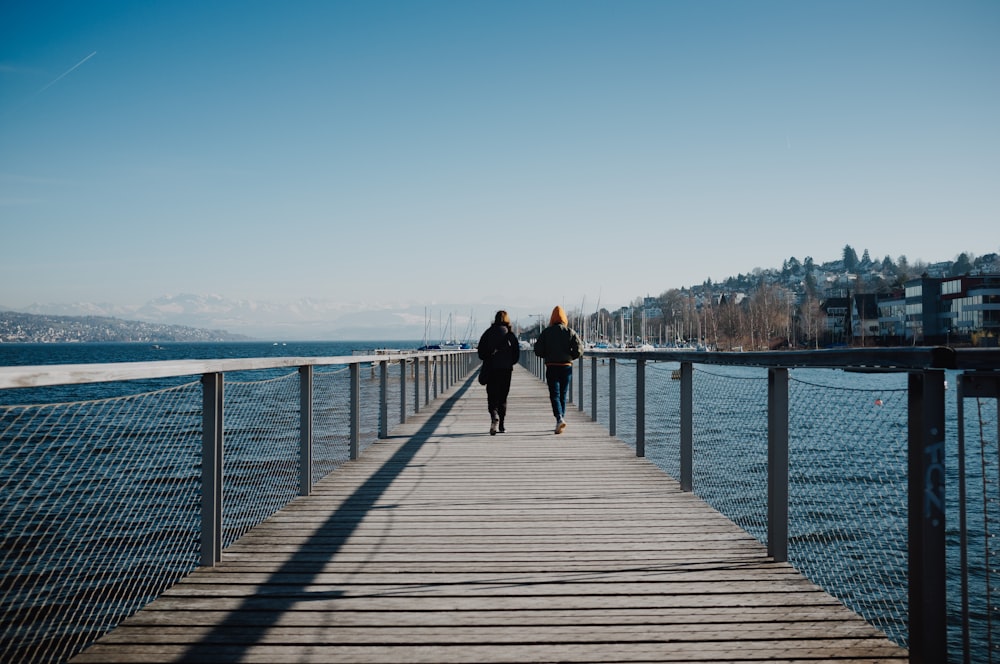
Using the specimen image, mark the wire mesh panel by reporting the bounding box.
[358,365,383,454]
[222,371,301,547]
[384,360,407,432]
[0,382,203,664]
[580,359,914,649]
[543,351,1000,659]
[787,369,909,648]
[690,366,770,541]
[643,361,682,479]
[0,352,471,662]
[583,359,640,446]
[312,367,351,483]
[584,359,608,434]
[956,374,1000,663]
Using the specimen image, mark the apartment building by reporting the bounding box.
[874,274,1000,347]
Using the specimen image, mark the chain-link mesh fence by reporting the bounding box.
[575,356,999,660]
[956,379,1000,663]
[0,382,204,663]
[0,355,441,663]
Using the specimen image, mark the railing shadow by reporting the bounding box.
[178,375,475,661]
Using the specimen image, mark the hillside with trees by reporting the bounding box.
[576,247,999,351]
[0,311,250,344]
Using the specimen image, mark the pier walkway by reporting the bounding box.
[72,365,908,663]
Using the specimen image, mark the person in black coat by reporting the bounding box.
[477,310,520,435]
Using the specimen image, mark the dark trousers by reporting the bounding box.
[486,368,513,422]
[545,365,572,421]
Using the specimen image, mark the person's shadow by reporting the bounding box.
[178,376,475,661]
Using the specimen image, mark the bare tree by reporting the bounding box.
[797,294,825,349]
[700,287,720,350]
[716,293,747,351]
[657,289,687,343]
[747,283,791,350]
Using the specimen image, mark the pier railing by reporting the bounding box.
[2,346,998,663]
[524,346,1000,664]
[0,350,478,664]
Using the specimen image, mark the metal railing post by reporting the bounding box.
[956,371,1000,661]
[350,362,360,460]
[424,355,431,405]
[433,355,439,400]
[576,356,582,409]
[200,372,224,567]
[636,358,645,457]
[767,367,789,563]
[400,358,408,423]
[907,369,947,663]
[957,372,970,662]
[414,357,421,413]
[590,356,598,421]
[680,361,693,492]
[609,358,617,437]
[299,365,313,497]
[378,360,388,439]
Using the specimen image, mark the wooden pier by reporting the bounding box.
[72,366,908,663]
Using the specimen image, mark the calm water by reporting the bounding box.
[0,340,421,367]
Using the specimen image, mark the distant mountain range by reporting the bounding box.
[0,294,478,342]
[0,310,252,344]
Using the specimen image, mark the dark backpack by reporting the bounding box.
[569,331,583,359]
[486,327,514,370]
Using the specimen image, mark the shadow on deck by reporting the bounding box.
[72,367,908,663]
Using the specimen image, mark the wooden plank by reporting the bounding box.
[71,366,908,663]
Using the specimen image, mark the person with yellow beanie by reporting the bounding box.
[533,305,584,434]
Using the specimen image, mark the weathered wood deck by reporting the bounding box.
[72,365,908,663]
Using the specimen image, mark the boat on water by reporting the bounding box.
[417,342,472,350]
[417,309,476,350]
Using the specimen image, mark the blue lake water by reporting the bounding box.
[0,340,420,367]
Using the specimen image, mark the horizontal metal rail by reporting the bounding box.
[0,350,465,390]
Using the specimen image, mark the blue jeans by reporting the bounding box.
[545,365,572,421]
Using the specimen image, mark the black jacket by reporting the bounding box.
[478,324,520,371]
[533,324,583,365]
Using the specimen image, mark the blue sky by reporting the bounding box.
[2,1,998,321]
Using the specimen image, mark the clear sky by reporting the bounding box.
[2,1,998,319]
